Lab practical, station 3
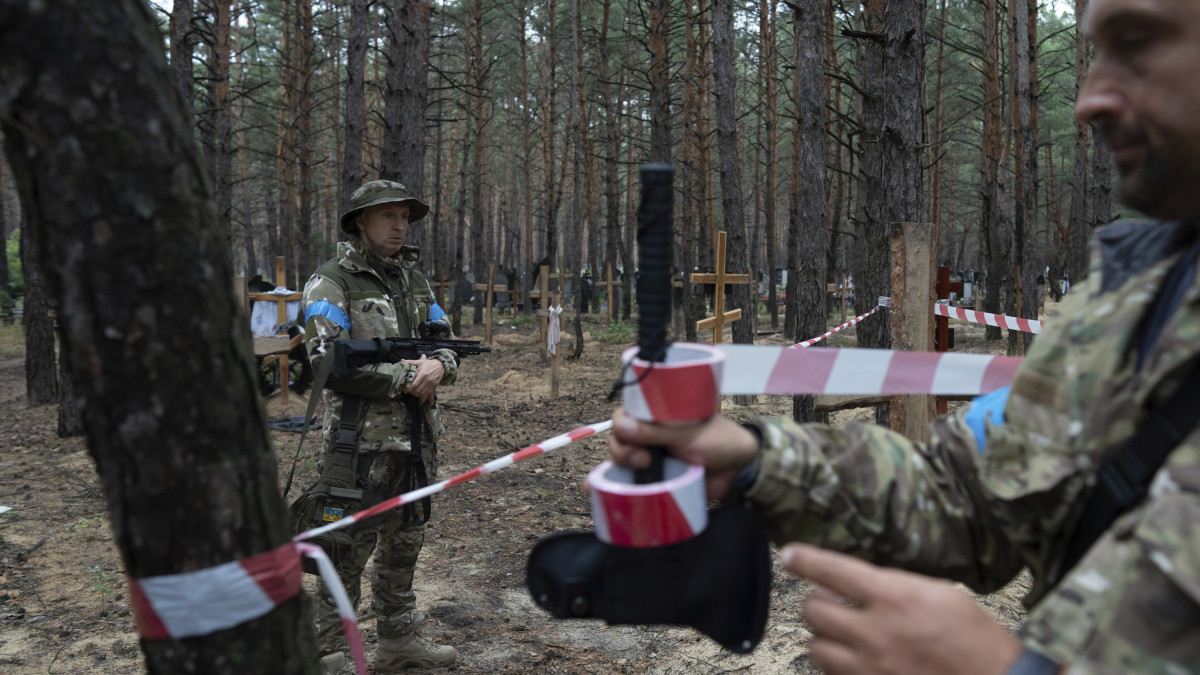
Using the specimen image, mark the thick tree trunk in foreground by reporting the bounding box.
[0,1,314,672]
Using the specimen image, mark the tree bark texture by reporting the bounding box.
[341,0,369,214]
[0,2,315,671]
[295,0,314,281]
[648,0,671,164]
[168,0,195,124]
[383,0,431,232]
[19,214,57,406]
[851,0,891,363]
[712,0,751,348]
[981,0,1008,340]
[788,0,827,424]
[1067,0,1091,286]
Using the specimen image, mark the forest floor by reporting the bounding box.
[0,300,1055,674]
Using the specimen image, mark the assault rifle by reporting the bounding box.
[332,334,491,378]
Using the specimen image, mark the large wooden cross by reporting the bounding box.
[690,231,749,344]
[595,262,623,320]
[248,256,304,403]
[473,264,507,344]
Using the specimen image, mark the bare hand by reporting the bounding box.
[781,543,1023,675]
[607,407,759,499]
[402,355,444,404]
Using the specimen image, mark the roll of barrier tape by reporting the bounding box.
[588,457,707,547]
[620,343,724,422]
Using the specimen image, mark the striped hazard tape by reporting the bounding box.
[128,542,369,675]
[718,344,1020,395]
[934,302,1042,334]
[795,301,887,348]
[296,422,613,544]
[128,543,302,640]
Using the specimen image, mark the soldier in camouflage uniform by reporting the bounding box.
[303,180,458,673]
[610,0,1200,672]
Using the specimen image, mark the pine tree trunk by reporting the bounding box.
[21,215,57,406]
[789,0,827,423]
[851,0,891,361]
[470,0,487,326]
[648,0,672,163]
[341,0,369,213]
[0,1,316,671]
[295,0,314,282]
[169,0,194,122]
[1066,0,1091,286]
[712,0,750,346]
[981,0,1008,340]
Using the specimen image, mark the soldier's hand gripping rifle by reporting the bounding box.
[332,334,491,378]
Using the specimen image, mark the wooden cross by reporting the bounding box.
[248,256,304,403]
[934,265,964,414]
[690,231,750,344]
[473,264,507,345]
[429,268,452,308]
[595,262,624,320]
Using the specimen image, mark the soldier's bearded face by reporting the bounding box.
[1076,0,1200,222]
[357,203,411,258]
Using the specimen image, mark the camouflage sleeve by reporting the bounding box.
[430,348,458,386]
[302,273,413,399]
[743,412,1026,592]
[1016,465,1200,670]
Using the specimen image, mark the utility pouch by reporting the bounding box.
[289,487,359,575]
[526,500,771,654]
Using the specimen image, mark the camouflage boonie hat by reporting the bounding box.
[339,180,430,233]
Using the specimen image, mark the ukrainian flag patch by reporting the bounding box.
[322,506,344,522]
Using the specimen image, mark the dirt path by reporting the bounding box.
[0,313,1032,674]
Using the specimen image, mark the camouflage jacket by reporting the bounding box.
[302,238,457,461]
[745,220,1200,673]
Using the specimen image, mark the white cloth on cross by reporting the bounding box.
[547,305,564,356]
[250,287,301,337]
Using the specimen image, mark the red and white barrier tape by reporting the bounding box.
[934,302,1042,334]
[128,542,369,675]
[129,543,303,641]
[795,304,885,348]
[295,421,613,543]
[295,543,368,675]
[619,344,723,422]
[718,344,1020,395]
[588,457,707,547]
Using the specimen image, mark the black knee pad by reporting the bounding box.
[526,501,770,653]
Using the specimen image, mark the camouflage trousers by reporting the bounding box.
[314,450,436,656]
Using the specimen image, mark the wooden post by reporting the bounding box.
[841,273,848,323]
[430,268,451,308]
[671,277,684,337]
[473,264,506,345]
[933,266,964,414]
[690,231,750,344]
[889,222,935,444]
[248,256,303,403]
[535,264,550,358]
[595,262,624,320]
[1014,265,1024,357]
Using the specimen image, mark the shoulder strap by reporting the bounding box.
[1059,363,1200,578]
